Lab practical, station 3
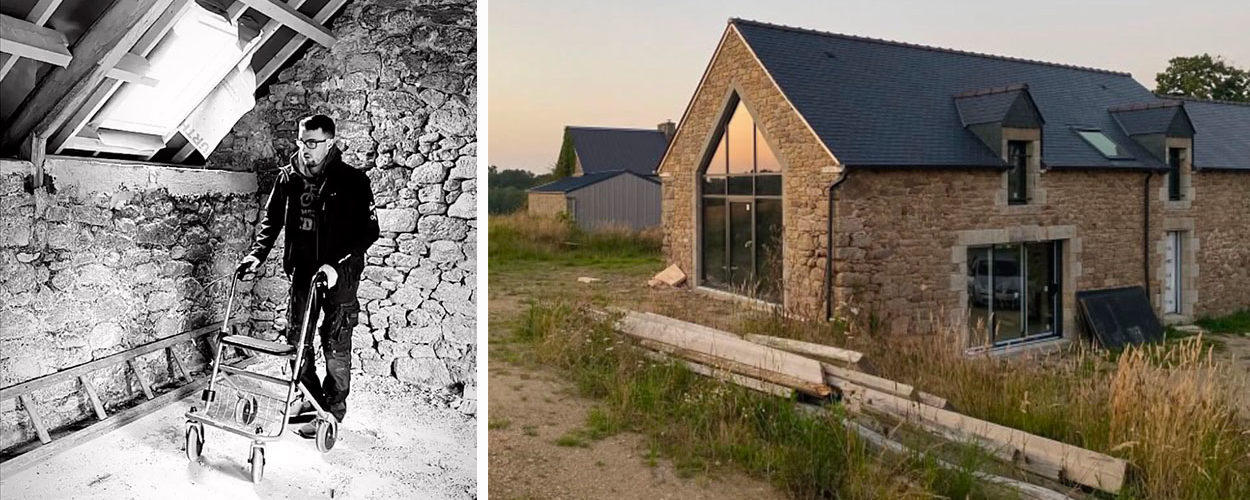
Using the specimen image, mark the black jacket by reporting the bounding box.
[247,147,380,283]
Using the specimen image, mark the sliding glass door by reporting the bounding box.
[967,241,1060,346]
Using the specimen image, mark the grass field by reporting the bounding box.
[489,213,1250,499]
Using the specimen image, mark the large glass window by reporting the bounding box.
[700,96,783,302]
[967,241,1061,347]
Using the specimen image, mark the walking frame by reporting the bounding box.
[183,270,338,483]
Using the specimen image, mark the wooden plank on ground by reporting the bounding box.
[616,314,829,397]
[0,377,210,480]
[744,334,864,365]
[167,347,189,382]
[846,383,1126,493]
[640,342,795,398]
[822,362,914,399]
[17,394,52,444]
[0,320,228,401]
[635,311,742,341]
[78,376,108,421]
[126,359,155,400]
[0,13,72,67]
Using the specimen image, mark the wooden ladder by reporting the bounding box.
[0,318,249,479]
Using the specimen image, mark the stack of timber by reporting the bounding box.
[609,309,1127,497]
[612,311,830,397]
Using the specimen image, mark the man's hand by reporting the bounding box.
[317,264,339,288]
[235,255,260,279]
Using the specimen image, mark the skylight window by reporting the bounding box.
[1075,129,1123,158]
[92,4,249,140]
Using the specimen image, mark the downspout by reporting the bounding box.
[824,169,849,322]
[1143,172,1152,299]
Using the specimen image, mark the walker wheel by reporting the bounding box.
[315,418,337,453]
[185,422,203,462]
[249,445,265,483]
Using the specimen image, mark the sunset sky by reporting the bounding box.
[488,0,1250,174]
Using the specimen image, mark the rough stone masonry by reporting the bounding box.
[209,0,478,409]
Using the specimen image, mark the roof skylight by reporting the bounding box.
[1075,129,1124,158]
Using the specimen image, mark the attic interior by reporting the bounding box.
[1,0,345,167]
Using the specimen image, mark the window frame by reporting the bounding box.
[1167,147,1184,201]
[1006,140,1029,205]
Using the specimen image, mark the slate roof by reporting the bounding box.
[1110,101,1192,137]
[1159,96,1250,170]
[566,127,669,175]
[729,19,1182,170]
[529,170,660,193]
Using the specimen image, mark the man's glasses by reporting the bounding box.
[299,138,331,149]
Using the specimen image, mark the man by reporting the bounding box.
[236,114,379,437]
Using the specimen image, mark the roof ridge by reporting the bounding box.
[953,83,1029,99]
[565,125,667,133]
[729,18,1132,77]
[1108,100,1183,112]
[1153,93,1250,107]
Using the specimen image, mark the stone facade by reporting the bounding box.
[661,26,1250,341]
[209,0,477,399]
[0,158,257,451]
[527,192,566,218]
[658,26,839,317]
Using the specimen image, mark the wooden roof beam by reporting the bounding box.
[2,0,178,153]
[105,52,158,87]
[237,0,335,48]
[255,0,349,86]
[0,0,64,81]
[0,13,72,67]
[49,0,193,154]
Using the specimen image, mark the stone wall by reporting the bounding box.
[658,26,839,317]
[207,0,477,406]
[0,158,257,451]
[526,192,565,218]
[1187,171,1250,317]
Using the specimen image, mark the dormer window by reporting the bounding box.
[1007,140,1029,204]
[1167,147,1184,200]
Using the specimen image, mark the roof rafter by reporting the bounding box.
[105,52,158,87]
[0,13,72,68]
[238,0,335,48]
[50,0,194,154]
[2,0,179,153]
[0,0,63,81]
[255,0,349,85]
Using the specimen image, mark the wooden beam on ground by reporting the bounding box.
[631,310,742,341]
[50,0,193,154]
[616,313,830,397]
[1,0,177,151]
[838,417,1073,500]
[0,376,210,480]
[744,334,864,365]
[17,394,52,444]
[641,344,795,398]
[0,320,228,401]
[822,362,915,399]
[254,0,348,85]
[78,376,108,421]
[0,13,72,67]
[104,52,157,86]
[238,0,334,48]
[844,382,1127,493]
[167,347,189,382]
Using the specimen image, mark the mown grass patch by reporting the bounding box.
[488,212,662,270]
[1196,309,1250,335]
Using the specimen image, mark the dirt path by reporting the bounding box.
[488,260,785,500]
[1210,333,1250,418]
[2,374,475,499]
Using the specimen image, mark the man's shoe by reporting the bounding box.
[287,401,316,424]
[294,421,318,439]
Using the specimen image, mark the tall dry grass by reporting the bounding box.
[488,212,662,264]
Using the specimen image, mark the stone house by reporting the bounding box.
[659,19,1250,351]
[528,124,671,229]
